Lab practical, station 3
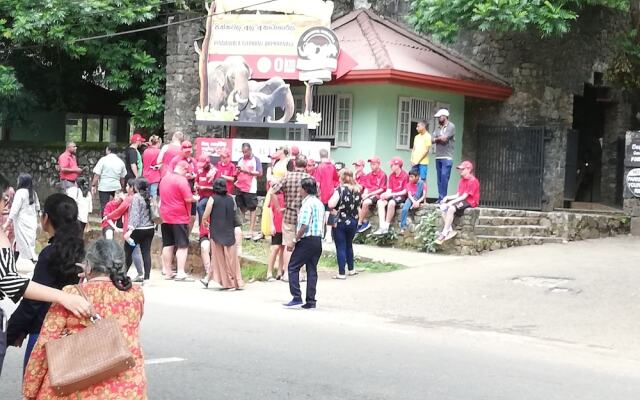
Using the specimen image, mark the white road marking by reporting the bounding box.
[145,357,186,365]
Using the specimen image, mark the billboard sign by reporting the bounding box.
[195,137,331,162]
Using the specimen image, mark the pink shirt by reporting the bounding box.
[235,156,262,193]
[387,170,409,193]
[315,160,339,204]
[215,161,237,194]
[58,151,80,181]
[363,169,387,192]
[458,175,481,208]
[142,147,161,183]
[159,173,193,224]
[161,144,181,178]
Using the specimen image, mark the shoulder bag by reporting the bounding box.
[45,284,135,396]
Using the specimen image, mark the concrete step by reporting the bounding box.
[475,235,564,245]
[474,224,551,237]
[478,208,545,218]
[477,216,542,226]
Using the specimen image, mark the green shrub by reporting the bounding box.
[414,211,440,253]
[365,229,398,247]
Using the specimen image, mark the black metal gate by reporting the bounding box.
[475,125,546,210]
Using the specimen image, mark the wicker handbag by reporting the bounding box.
[45,284,135,396]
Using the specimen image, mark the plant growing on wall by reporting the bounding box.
[408,0,640,91]
[413,210,440,253]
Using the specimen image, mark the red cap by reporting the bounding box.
[130,133,144,143]
[389,156,404,167]
[307,159,316,166]
[457,160,474,170]
[181,140,193,149]
[352,160,365,167]
[291,146,300,156]
[368,156,381,164]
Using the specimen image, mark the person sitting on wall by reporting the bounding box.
[356,156,387,233]
[399,169,426,234]
[373,157,409,235]
[434,160,480,245]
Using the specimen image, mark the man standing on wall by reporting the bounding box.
[410,120,432,183]
[57,142,83,191]
[432,109,456,203]
[91,143,126,214]
[235,143,263,240]
[125,133,144,181]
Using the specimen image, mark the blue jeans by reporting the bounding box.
[149,183,159,199]
[400,181,424,229]
[418,164,428,181]
[333,218,357,275]
[197,197,210,225]
[436,159,453,201]
[23,333,39,373]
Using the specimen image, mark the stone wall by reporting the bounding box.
[623,131,640,235]
[0,144,106,202]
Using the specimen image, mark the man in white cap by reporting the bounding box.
[433,108,456,203]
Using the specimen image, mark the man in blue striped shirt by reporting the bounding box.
[283,178,325,309]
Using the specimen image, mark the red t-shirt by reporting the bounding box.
[196,169,215,198]
[215,161,237,194]
[161,144,182,177]
[168,155,196,178]
[458,175,480,208]
[58,151,80,181]
[269,192,285,233]
[142,147,161,184]
[363,169,387,193]
[101,200,121,228]
[199,219,209,239]
[315,160,339,204]
[104,194,133,236]
[235,156,262,193]
[159,173,193,224]
[387,170,409,194]
[355,171,367,191]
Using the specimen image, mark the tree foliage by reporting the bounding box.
[0,0,195,131]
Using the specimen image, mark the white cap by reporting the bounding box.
[434,108,450,118]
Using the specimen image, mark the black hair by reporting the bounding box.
[17,173,35,205]
[408,169,419,177]
[76,176,90,198]
[134,177,152,215]
[43,193,85,283]
[241,142,251,149]
[418,119,428,127]
[126,178,136,191]
[107,143,118,154]
[300,177,318,196]
[213,178,228,196]
[0,174,9,197]
[295,155,308,169]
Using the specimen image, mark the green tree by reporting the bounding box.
[408,1,640,89]
[0,0,195,131]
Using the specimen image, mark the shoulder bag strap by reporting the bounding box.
[75,284,101,322]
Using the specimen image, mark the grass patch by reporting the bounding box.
[241,239,403,280]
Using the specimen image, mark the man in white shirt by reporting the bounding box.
[92,144,127,214]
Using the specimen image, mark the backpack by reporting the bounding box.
[150,197,162,224]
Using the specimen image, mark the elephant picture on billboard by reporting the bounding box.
[205,56,295,123]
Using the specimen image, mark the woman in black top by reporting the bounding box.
[0,182,90,377]
[327,169,362,279]
[7,194,84,370]
[200,178,245,290]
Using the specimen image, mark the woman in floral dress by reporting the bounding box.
[23,239,146,399]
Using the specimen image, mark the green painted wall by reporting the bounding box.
[10,111,65,142]
[268,83,465,199]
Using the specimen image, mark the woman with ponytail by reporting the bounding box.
[23,239,147,398]
[125,177,155,283]
[66,176,93,233]
[7,193,85,369]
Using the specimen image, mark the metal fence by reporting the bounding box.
[476,125,546,210]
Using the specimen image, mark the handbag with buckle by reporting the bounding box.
[45,284,135,396]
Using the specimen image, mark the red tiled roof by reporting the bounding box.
[331,9,512,100]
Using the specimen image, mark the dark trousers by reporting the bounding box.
[333,218,357,275]
[196,196,210,225]
[124,229,155,279]
[436,159,453,201]
[288,236,322,305]
[0,307,6,377]
[98,191,115,215]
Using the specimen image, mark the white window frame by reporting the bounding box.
[396,97,411,150]
[397,96,442,150]
[334,93,353,147]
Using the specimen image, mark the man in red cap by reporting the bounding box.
[168,140,198,231]
[374,156,409,234]
[352,159,367,190]
[357,156,387,233]
[435,160,480,244]
[214,148,236,195]
[125,133,144,180]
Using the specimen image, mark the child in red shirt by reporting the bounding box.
[102,193,123,240]
[400,170,426,233]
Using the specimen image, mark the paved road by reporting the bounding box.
[2,277,640,399]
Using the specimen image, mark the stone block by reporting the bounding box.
[631,217,640,236]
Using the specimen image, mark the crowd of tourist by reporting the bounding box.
[0,107,480,397]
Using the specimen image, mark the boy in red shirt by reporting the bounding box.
[435,160,480,244]
[400,169,426,233]
[357,156,387,233]
[101,191,123,239]
[352,160,367,190]
[374,157,409,234]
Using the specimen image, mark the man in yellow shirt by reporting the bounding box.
[410,120,432,182]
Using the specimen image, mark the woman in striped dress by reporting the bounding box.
[0,180,91,376]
